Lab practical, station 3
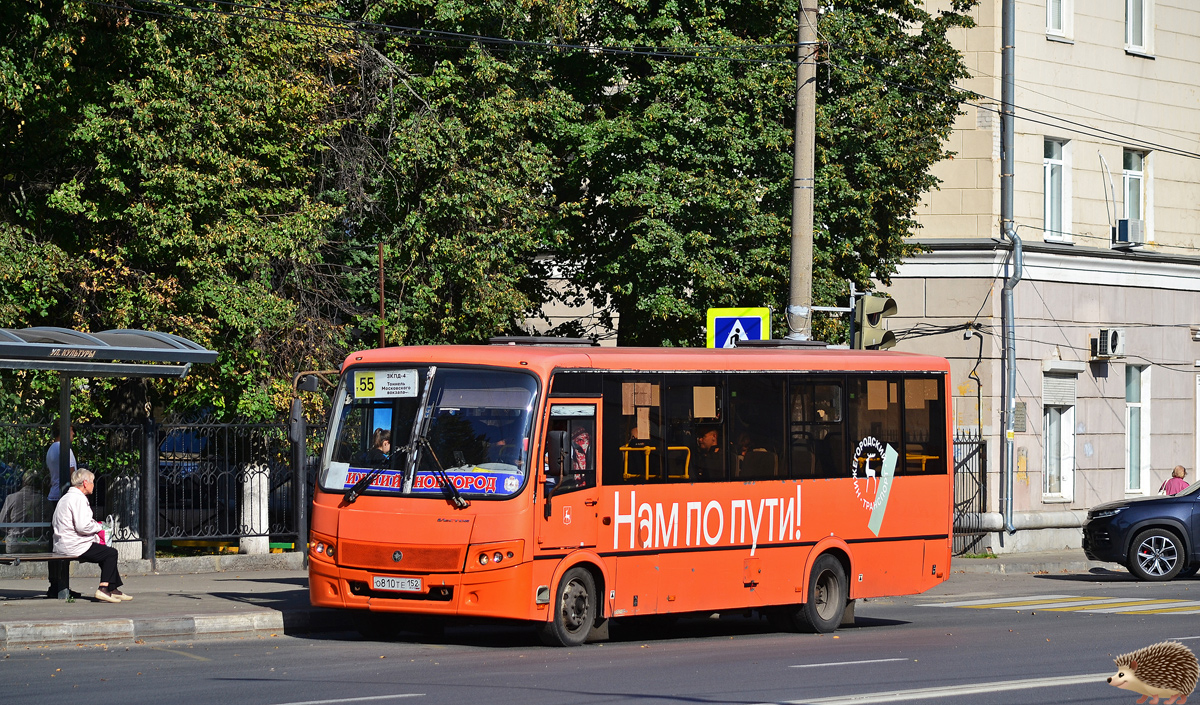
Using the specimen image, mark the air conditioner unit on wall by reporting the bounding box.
[1090,328,1126,360]
[1112,219,1145,249]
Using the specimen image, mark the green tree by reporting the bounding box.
[550,0,975,346]
[1,1,351,420]
[335,0,585,346]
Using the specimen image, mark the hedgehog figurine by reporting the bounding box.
[1108,641,1199,704]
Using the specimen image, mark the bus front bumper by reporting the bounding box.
[309,558,537,620]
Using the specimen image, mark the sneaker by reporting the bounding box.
[109,589,133,601]
[94,589,122,604]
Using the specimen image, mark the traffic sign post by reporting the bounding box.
[706,307,771,348]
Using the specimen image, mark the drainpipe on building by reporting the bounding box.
[1000,0,1019,535]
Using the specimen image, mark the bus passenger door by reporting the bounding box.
[537,402,600,550]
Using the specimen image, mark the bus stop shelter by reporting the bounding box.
[0,327,217,572]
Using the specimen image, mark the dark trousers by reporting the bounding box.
[47,559,71,596]
[77,543,123,590]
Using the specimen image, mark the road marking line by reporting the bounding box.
[920,594,1073,607]
[991,597,1133,610]
[1085,601,1200,613]
[268,695,424,705]
[1040,599,1183,612]
[149,646,211,661]
[790,658,909,669]
[1115,606,1200,615]
[759,672,1110,704]
[953,596,1103,609]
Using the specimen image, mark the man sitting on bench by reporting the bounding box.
[53,469,131,603]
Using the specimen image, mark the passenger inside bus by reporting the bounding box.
[693,427,724,481]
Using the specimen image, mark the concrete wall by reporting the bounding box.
[918,0,1200,254]
[883,242,1200,552]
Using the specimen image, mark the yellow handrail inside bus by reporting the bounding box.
[621,445,692,481]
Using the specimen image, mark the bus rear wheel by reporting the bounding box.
[800,554,847,633]
[540,566,596,647]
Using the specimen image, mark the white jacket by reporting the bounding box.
[52,487,102,556]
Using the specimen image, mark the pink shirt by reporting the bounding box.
[1160,477,1190,496]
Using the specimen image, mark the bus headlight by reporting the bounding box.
[465,540,524,572]
[310,534,336,562]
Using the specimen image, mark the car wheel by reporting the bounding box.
[1128,528,1185,581]
[799,554,848,633]
[539,566,597,647]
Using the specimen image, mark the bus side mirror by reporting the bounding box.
[544,431,567,519]
[287,398,305,444]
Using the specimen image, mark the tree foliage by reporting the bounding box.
[1,0,975,419]
[2,0,350,420]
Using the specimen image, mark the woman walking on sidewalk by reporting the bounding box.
[52,469,132,603]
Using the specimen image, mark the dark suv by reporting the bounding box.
[1082,483,1200,581]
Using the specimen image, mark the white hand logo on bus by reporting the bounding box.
[853,437,886,510]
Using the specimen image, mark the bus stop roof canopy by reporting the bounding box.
[0,327,217,378]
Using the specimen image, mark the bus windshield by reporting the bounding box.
[318,367,539,499]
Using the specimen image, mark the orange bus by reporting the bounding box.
[308,339,953,646]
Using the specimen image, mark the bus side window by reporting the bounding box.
[602,375,665,485]
[664,376,724,482]
[729,376,786,480]
[846,377,902,473]
[901,377,946,474]
[790,379,846,479]
[549,412,595,493]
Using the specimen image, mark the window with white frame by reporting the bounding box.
[1044,405,1075,499]
[1123,149,1145,222]
[1126,0,1149,51]
[1043,139,1070,241]
[1126,364,1151,492]
[1046,0,1069,37]
[1043,373,1077,501]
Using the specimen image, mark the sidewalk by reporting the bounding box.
[0,553,342,649]
[0,549,1117,649]
[950,549,1121,576]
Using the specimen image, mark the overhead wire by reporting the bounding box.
[85,0,1200,165]
[83,0,805,66]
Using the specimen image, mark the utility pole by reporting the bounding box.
[378,243,385,348]
[786,1,819,340]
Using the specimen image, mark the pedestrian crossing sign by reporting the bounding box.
[706,307,771,348]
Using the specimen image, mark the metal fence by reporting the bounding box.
[0,421,324,557]
[953,429,988,556]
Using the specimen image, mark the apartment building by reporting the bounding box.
[885,0,1200,552]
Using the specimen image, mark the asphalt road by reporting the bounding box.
[5,568,1200,705]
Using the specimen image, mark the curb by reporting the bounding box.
[0,552,305,579]
[0,608,345,649]
[951,558,1122,575]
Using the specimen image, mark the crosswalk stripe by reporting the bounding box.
[953,596,1102,609]
[1040,599,1184,612]
[921,594,1200,615]
[921,594,1073,607]
[1105,605,1200,614]
[991,598,1134,610]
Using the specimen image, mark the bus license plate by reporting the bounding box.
[373,576,422,592]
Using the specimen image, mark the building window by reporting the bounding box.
[1043,405,1075,499]
[1126,365,1150,493]
[1123,149,1145,222]
[1043,372,1077,502]
[1043,139,1069,241]
[1126,0,1148,51]
[1046,0,1069,36]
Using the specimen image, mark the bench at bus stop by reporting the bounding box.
[0,522,78,598]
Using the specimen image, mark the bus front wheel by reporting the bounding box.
[800,554,848,633]
[540,566,597,647]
